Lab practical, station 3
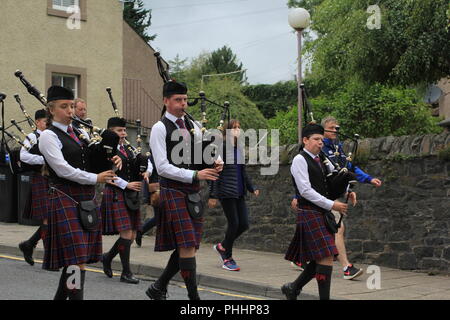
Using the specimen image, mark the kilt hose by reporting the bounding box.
[23,172,49,221]
[155,178,203,252]
[285,204,338,265]
[43,184,102,271]
[101,185,142,236]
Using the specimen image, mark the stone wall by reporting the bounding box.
[202,132,450,274]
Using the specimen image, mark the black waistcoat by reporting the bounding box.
[46,125,90,185]
[116,144,139,182]
[162,116,197,171]
[293,151,329,207]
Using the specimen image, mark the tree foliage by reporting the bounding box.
[201,46,247,84]
[288,0,450,87]
[242,81,298,118]
[123,0,156,43]
[168,54,188,81]
[187,79,268,132]
[169,46,247,86]
[268,81,442,145]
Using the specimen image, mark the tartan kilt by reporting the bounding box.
[285,204,338,264]
[101,185,142,235]
[155,178,203,252]
[42,184,102,271]
[27,173,49,221]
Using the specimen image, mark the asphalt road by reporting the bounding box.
[0,255,271,301]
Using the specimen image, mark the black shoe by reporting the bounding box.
[343,264,363,280]
[281,283,301,300]
[135,232,142,247]
[19,241,35,266]
[145,282,167,300]
[120,273,140,284]
[102,253,113,278]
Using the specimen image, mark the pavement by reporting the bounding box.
[1,222,449,300]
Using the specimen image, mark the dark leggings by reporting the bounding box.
[220,197,249,259]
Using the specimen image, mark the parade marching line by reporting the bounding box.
[1,222,449,300]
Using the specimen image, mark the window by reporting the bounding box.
[52,0,79,11]
[46,65,87,101]
[52,73,78,98]
[47,0,86,21]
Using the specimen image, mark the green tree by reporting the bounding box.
[316,81,442,138]
[168,54,188,81]
[187,79,268,131]
[268,105,299,146]
[288,0,450,86]
[269,81,442,146]
[242,81,298,118]
[123,0,156,43]
[202,46,247,84]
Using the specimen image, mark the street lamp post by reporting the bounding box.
[288,8,310,143]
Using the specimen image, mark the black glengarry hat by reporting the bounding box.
[163,80,188,97]
[302,123,325,138]
[107,117,127,128]
[35,109,47,120]
[47,86,74,102]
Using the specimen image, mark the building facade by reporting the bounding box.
[0,0,164,144]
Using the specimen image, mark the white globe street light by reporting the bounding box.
[288,8,310,143]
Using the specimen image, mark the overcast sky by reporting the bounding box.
[140,0,299,84]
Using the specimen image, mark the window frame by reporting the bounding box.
[46,64,87,101]
[51,73,79,99]
[47,0,87,21]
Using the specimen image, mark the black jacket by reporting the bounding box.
[208,143,256,199]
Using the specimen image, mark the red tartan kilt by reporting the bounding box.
[42,184,102,271]
[29,173,49,221]
[285,204,338,264]
[155,179,203,252]
[101,186,142,235]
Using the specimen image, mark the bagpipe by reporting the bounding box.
[10,94,42,155]
[13,70,120,173]
[106,87,149,181]
[0,92,38,173]
[301,84,358,201]
[154,52,229,163]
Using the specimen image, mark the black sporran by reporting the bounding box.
[78,200,99,231]
[323,210,339,234]
[124,190,140,212]
[186,192,204,219]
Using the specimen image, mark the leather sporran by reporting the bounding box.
[186,192,204,219]
[323,210,339,234]
[78,200,99,231]
[124,190,140,212]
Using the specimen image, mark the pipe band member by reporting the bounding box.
[321,116,380,279]
[39,86,119,300]
[101,116,145,285]
[19,109,49,266]
[282,123,348,300]
[146,81,222,300]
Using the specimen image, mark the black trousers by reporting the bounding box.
[220,196,249,259]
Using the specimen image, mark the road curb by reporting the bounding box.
[1,244,318,300]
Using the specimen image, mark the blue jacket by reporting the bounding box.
[322,138,373,184]
[208,144,256,199]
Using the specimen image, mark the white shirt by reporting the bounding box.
[291,149,334,211]
[20,130,45,166]
[149,111,202,184]
[39,121,97,185]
